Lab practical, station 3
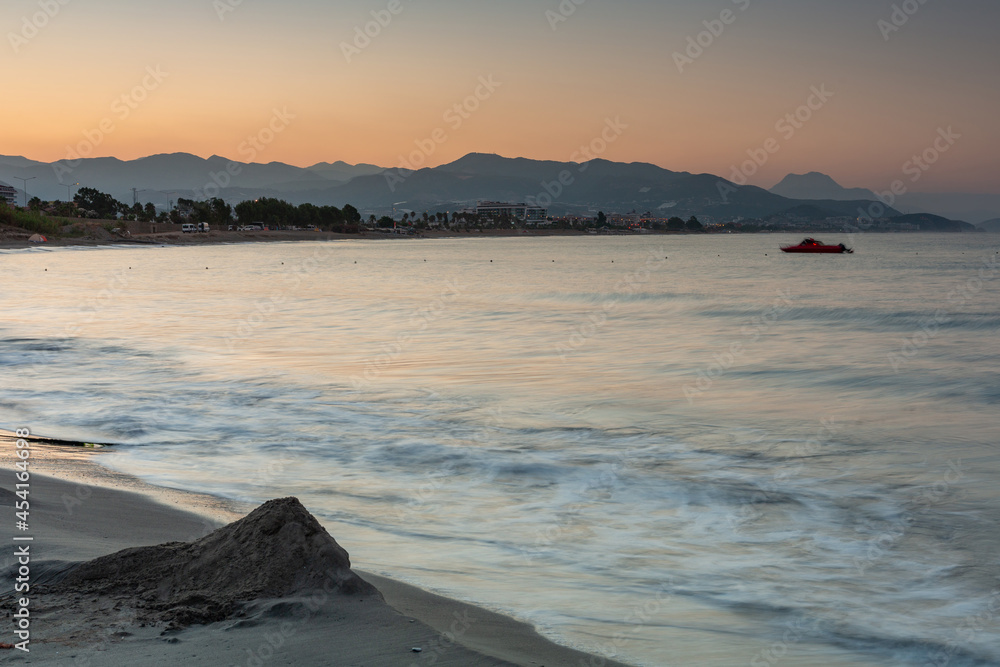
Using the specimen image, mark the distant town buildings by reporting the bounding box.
[0,181,18,206]
[475,201,547,225]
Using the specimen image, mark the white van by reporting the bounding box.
[181,223,196,233]
[198,222,210,232]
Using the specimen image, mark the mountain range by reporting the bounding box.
[0,152,990,226]
[769,172,1000,224]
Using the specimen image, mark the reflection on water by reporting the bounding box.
[1,235,999,666]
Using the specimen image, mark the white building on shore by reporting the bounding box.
[0,181,18,207]
[475,201,548,225]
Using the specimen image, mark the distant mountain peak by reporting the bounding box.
[770,172,876,202]
[787,171,839,184]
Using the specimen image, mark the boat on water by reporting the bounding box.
[781,238,853,254]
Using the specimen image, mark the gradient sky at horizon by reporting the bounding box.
[4,0,998,192]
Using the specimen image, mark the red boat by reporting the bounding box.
[780,238,853,254]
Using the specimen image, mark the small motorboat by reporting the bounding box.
[780,238,853,254]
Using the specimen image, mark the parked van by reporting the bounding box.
[198,222,210,232]
[181,223,196,233]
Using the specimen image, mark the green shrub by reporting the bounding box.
[0,203,62,235]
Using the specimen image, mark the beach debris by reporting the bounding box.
[0,430,115,449]
[411,647,422,653]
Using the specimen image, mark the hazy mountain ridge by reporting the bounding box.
[3,152,985,226]
[769,171,1000,224]
[890,213,977,232]
[341,154,896,220]
[976,218,1000,232]
[0,153,384,205]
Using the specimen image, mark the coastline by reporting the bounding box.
[3,225,970,252]
[0,438,632,666]
[0,225,705,250]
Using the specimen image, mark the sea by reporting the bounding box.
[2,233,999,666]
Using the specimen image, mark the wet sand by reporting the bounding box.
[0,438,631,666]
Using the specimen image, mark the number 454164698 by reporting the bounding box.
[15,428,30,527]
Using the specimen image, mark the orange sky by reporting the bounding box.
[4,0,999,192]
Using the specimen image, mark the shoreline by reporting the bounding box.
[0,225,717,250]
[1,226,977,251]
[0,438,632,666]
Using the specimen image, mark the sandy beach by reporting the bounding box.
[0,437,631,666]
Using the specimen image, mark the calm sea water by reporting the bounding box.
[2,234,999,666]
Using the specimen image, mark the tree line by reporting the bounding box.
[21,188,367,233]
[16,187,707,233]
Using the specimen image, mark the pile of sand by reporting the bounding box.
[46,497,376,627]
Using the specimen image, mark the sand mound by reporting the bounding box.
[50,497,377,626]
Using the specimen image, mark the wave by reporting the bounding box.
[697,306,1000,332]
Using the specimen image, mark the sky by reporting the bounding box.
[4,0,999,193]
